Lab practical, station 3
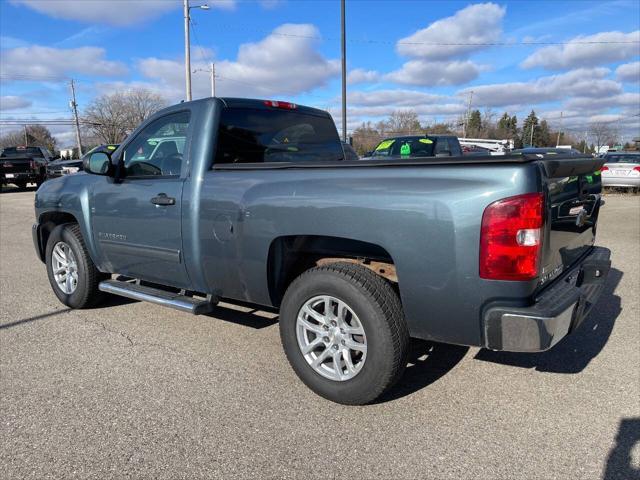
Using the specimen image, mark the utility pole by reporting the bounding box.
[530,123,535,147]
[340,0,347,142]
[556,111,563,147]
[23,125,28,146]
[183,0,192,102]
[462,90,473,138]
[69,79,83,157]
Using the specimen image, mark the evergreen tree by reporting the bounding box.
[538,119,552,147]
[467,110,482,136]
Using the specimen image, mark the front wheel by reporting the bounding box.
[279,262,409,405]
[45,223,108,308]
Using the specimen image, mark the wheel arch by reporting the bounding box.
[266,235,398,307]
[35,211,80,262]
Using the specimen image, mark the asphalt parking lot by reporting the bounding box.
[1,187,638,480]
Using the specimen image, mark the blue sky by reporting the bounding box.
[1,0,639,146]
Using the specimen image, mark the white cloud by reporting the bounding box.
[333,103,466,119]
[460,68,622,107]
[396,3,506,60]
[616,61,640,83]
[0,96,32,110]
[9,0,235,26]
[1,45,127,80]
[563,92,640,112]
[387,3,503,87]
[349,89,444,107]
[138,24,339,99]
[385,60,481,86]
[347,69,380,85]
[522,30,640,70]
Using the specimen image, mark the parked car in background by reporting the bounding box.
[47,144,119,180]
[362,135,463,159]
[1,146,55,190]
[342,142,359,161]
[601,151,640,191]
[33,97,611,405]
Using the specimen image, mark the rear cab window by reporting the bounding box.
[213,106,343,165]
[1,147,44,158]
[604,154,640,164]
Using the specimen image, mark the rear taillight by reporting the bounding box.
[633,166,640,173]
[480,192,544,281]
[264,100,297,109]
[600,166,609,171]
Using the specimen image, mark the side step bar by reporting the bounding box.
[99,279,217,315]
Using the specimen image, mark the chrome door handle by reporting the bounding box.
[150,193,175,206]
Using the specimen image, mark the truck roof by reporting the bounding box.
[179,97,331,118]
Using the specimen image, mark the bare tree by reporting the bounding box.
[0,130,25,149]
[382,110,422,135]
[351,122,383,155]
[124,88,167,128]
[83,88,167,144]
[589,121,618,154]
[0,125,57,152]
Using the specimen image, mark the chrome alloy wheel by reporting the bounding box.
[296,295,367,381]
[51,241,78,294]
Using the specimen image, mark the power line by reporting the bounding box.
[213,24,640,46]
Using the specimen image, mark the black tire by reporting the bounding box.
[45,223,108,309]
[279,262,409,405]
[14,181,27,190]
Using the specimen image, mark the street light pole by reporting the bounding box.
[210,62,216,97]
[340,0,347,142]
[183,1,210,102]
[183,0,192,101]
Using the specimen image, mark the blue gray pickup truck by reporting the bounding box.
[33,98,611,404]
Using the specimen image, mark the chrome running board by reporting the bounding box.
[99,279,216,315]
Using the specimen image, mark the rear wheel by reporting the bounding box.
[45,223,108,308]
[14,181,27,190]
[279,262,409,405]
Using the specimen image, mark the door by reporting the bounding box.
[91,111,192,287]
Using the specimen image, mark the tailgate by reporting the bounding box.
[539,156,605,286]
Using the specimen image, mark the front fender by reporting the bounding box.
[34,174,104,270]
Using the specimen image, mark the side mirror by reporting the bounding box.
[84,151,114,176]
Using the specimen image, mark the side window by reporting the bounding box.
[122,111,190,177]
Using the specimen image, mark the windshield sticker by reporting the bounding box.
[148,141,158,146]
[419,138,433,144]
[375,140,395,151]
[400,143,411,155]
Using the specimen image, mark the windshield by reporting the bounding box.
[1,147,43,158]
[372,137,435,157]
[214,107,343,164]
[604,154,640,164]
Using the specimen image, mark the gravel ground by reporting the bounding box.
[1,188,639,480]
